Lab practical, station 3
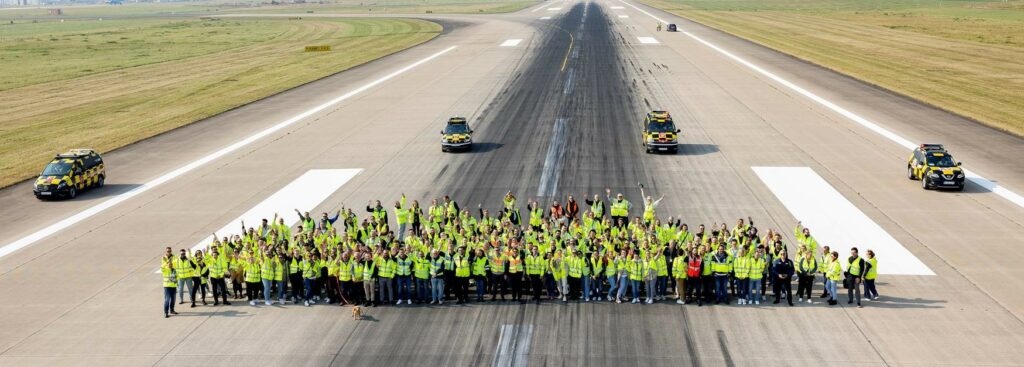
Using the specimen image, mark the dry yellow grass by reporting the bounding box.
[638,0,1024,137]
[0,18,441,188]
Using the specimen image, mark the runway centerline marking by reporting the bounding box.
[610,5,624,9]
[618,0,1024,209]
[618,15,629,18]
[637,36,660,44]
[500,39,523,47]
[547,7,562,11]
[154,169,361,273]
[539,16,551,19]
[537,118,568,198]
[0,45,457,260]
[493,324,533,367]
[753,167,934,275]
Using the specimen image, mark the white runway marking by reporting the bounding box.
[547,7,562,11]
[637,36,660,44]
[500,39,523,47]
[539,16,551,19]
[493,324,533,367]
[619,0,667,24]
[155,169,361,272]
[537,118,568,198]
[618,15,629,18]
[753,167,934,275]
[610,5,624,9]
[618,0,1024,210]
[0,46,456,260]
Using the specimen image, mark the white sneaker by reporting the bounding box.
[873,296,880,300]
[249,300,256,306]
[798,297,803,302]
[407,300,412,305]
[585,298,590,302]
[676,299,684,305]
[739,299,745,305]
[265,301,271,306]
[562,296,567,302]
[607,296,613,301]
[646,298,653,304]
[310,300,316,305]
[755,300,760,305]
[279,298,285,305]
[396,300,403,305]
[807,299,813,304]
[631,298,638,304]
[304,301,310,307]
[439,300,444,305]
[616,298,622,304]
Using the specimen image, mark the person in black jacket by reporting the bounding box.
[772,251,795,306]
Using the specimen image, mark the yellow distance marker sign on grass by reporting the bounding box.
[304,45,332,52]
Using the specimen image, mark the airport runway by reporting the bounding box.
[1,0,1023,365]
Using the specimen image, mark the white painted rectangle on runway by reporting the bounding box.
[493,324,533,367]
[753,167,933,275]
[190,169,360,253]
[618,15,629,18]
[637,36,660,44]
[500,39,523,47]
[539,16,551,19]
[547,7,562,10]
[610,6,624,9]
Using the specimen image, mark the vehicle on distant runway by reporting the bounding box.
[907,144,965,191]
[441,117,473,152]
[667,24,678,32]
[641,110,680,154]
[33,148,105,199]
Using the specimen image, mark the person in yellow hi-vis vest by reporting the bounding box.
[161,247,179,318]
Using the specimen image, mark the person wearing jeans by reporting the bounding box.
[863,250,879,300]
[429,251,445,304]
[825,251,842,306]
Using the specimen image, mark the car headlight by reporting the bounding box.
[646,137,655,143]
[57,181,67,188]
[928,172,939,178]
[956,173,965,178]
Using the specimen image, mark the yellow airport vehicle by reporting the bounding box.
[33,149,106,199]
[907,143,965,191]
[441,117,473,152]
[641,110,680,154]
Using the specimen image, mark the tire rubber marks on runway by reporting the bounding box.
[493,324,533,367]
[537,118,568,198]
[500,39,523,47]
[0,46,456,260]
[753,167,934,276]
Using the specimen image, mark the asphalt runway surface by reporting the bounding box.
[1,0,1024,365]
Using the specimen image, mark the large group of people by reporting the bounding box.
[159,188,879,318]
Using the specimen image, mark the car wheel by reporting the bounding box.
[907,166,916,180]
[68,187,77,199]
[921,177,929,190]
[96,175,105,188]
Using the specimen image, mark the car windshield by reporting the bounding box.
[648,121,675,133]
[445,124,470,134]
[927,155,956,167]
[41,162,71,176]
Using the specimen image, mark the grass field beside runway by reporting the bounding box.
[0,0,538,18]
[636,0,1024,136]
[0,17,440,188]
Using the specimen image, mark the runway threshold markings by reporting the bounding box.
[0,46,457,261]
[154,169,361,273]
[637,36,660,44]
[500,39,523,47]
[618,0,1024,210]
[753,167,934,276]
[493,324,533,367]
